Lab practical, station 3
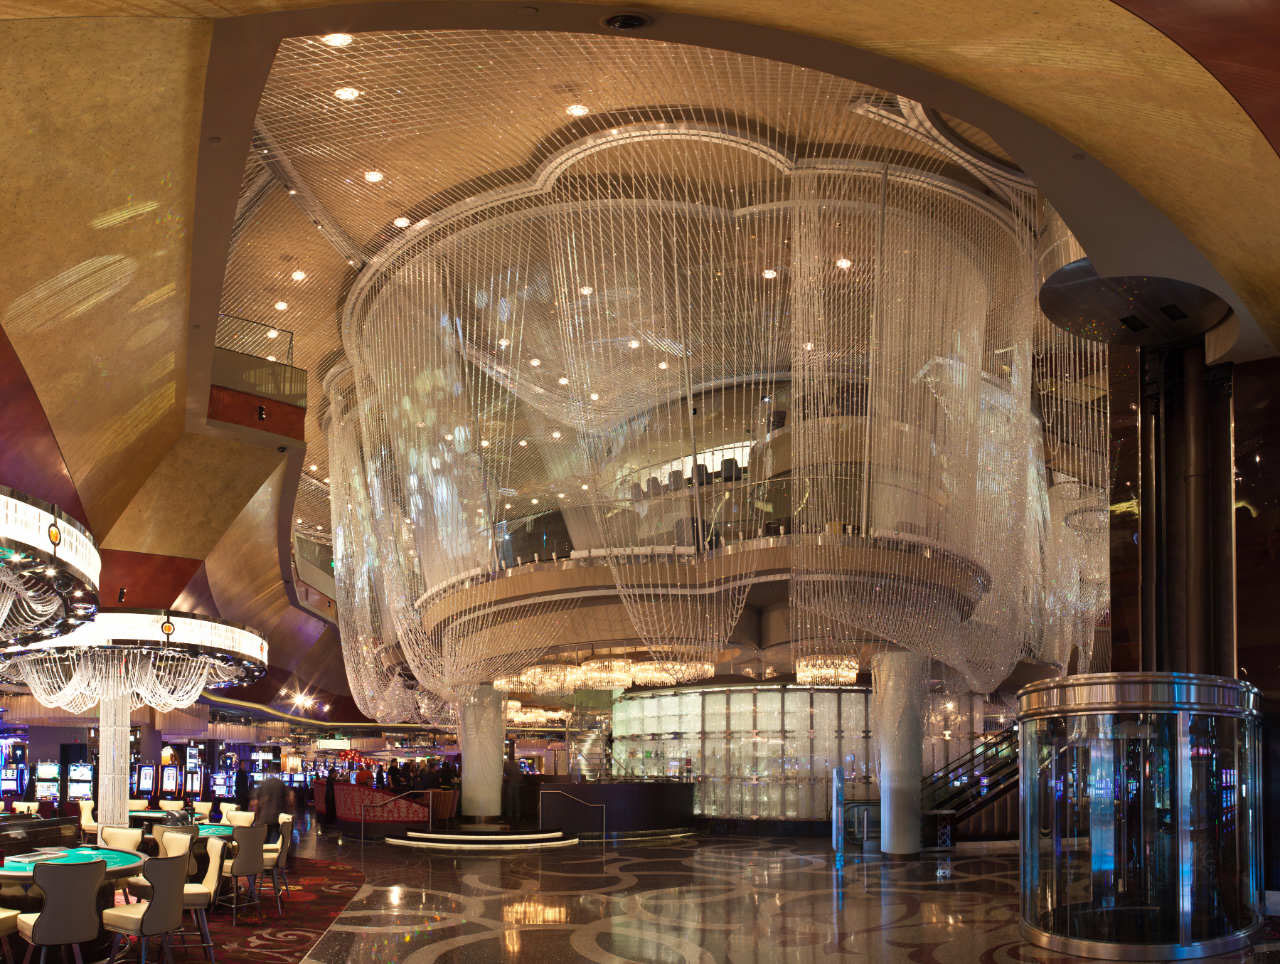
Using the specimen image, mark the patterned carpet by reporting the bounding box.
[207,857,364,964]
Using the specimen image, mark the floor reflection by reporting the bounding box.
[290,817,1262,963]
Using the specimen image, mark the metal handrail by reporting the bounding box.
[538,789,605,841]
[358,789,434,857]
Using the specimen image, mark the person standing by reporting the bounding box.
[375,764,386,789]
[324,766,338,830]
[253,763,287,845]
[388,759,402,791]
[234,761,250,812]
[355,764,373,787]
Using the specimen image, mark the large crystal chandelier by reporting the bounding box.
[0,610,267,827]
[0,487,99,644]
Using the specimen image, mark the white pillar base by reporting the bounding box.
[872,650,927,855]
[458,684,504,819]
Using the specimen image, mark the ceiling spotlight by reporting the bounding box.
[761,268,778,280]
[579,285,594,296]
[290,269,306,281]
[581,483,590,490]
[551,431,562,440]
[333,87,361,102]
[566,104,590,117]
[296,517,303,524]
[323,477,330,483]
[393,216,411,228]
[836,257,853,270]
[321,33,354,47]
[803,342,815,351]
[558,376,569,385]
[363,170,384,183]
[658,361,669,370]
[531,498,539,505]
[309,464,318,471]
[589,392,600,401]
[529,358,542,367]
[497,337,511,348]
[557,493,566,499]
[628,339,640,349]
[266,354,277,362]
[274,300,288,311]
[287,188,298,196]
[480,439,490,447]
[266,329,279,339]
[444,433,453,441]
[518,439,528,447]
[504,503,513,510]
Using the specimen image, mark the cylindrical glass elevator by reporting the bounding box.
[1018,673,1261,960]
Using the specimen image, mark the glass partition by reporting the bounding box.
[1018,673,1261,960]
[612,682,871,820]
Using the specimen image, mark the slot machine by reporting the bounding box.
[67,763,94,801]
[184,767,203,795]
[160,764,179,796]
[0,768,18,795]
[136,764,156,797]
[34,762,59,802]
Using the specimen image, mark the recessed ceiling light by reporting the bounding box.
[444,433,453,441]
[628,339,640,349]
[658,361,669,370]
[557,376,569,385]
[322,477,330,483]
[558,493,566,499]
[551,431,562,440]
[497,338,510,348]
[531,498,539,505]
[266,355,276,362]
[581,483,590,490]
[393,216,411,228]
[761,268,778,279]
[589,392,600,401]
[287,188,298,196]
[364,170,384,183]
[321,33,354,47]
[579,285,594,295]
[480,439,490,447]
[518,439,528,447]
[803,342,814,351]
[529,358,542,367]
[266,329,279,339]
[309,464,318,471]
[296,517,303,524]
[333,87,361,102]
[836,257,852,270]
[290,269,306,281]
[274,301,288,311]
[566,104,590,117]
[504,503,513,510]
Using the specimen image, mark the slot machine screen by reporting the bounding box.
[138,766,155,794]
[184,771,201,794]
[35,762,58,782]
[69,763,93,783]
[35,781,58,800]
[0,768,16,793]
[67,781,93,800]
[161,765,178,794]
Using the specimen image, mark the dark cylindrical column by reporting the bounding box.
[1138,342,1237,675]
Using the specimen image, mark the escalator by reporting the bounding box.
[921,725,1020,844]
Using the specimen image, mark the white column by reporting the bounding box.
[458,684,504,819]
[872,649,927,855]
[98,687,131,829]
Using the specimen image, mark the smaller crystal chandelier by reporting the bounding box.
[520,661,582,696]
[0,487,99,645]
[631,660,714,687]
[795,654,861,686]
[579,657,633,690]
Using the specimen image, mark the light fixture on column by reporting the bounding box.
[795,654,860,686]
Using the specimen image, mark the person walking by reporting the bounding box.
[253,763,288,844]
[234,761,251,812]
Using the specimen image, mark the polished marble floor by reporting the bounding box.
[291,817,1269,963]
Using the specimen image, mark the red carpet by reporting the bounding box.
[204,857,363,964]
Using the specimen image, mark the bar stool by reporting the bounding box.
[178,837,223,962]
[216,824,266,926]
[17,858,105,964]
[262,814,293,913]
[99,826,144,903]
[225,810,254,828]
[127,830,193,901]
[102,854,186,964]
[77,800,97,844]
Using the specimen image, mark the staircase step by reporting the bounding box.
[387,831,579,852]
[405,829,566,842]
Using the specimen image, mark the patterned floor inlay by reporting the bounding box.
[289,818,1263,963]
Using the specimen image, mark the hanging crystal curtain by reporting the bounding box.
[344,216,580,706]
[548,133,790,681]
[324,362,426,723]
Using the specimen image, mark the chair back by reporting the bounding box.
[276,814,294,862]
[99,825,143,852]
[158,825,197,876]
[31,859,105,946]
[138,854,185,936]
[199,838,225,898]
[226,809,255,827]
[127,799,149,812]
[159,800,184,812]
[193,801,212,817]
[11,801,38,815]
[229,824,267,876]
[78,799,95,826]
[218,803,239,823]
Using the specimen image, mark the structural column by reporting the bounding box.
[98,684,131,829]
[872,649,927,855]
[458,684,504,820]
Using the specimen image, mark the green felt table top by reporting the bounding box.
[129,810,171,818]
[2,846,141,874]
[197,824,233,836]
